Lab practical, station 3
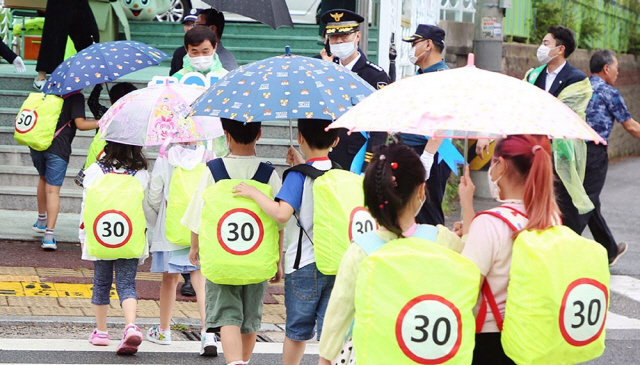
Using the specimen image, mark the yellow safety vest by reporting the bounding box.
[353,226,481,364]
[83,166,146,259]
[475,206,609,365]
[199,159,279,285]
[84,130,107,169]
[165,163,207,246]
[283,163,377,275]
[14,93,66,151]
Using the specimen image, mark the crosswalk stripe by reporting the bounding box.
[610,275,640,302]
[0,339,320,355]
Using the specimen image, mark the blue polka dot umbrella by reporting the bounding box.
[43,40,169,95]
[190,47,375,144]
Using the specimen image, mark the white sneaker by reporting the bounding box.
[33,78,45,91]
[147,326,171,345]
[13,57,26,73]
[199,331,218,356]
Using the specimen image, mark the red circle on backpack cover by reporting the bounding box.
[217,208,264,255]
[15,109,38,134]
[348,206,377,241]
[559,278,608,346]
[93,209,133,248]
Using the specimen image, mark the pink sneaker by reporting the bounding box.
[89,329,110,346]
[116,324,143,355]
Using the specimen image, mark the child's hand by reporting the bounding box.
[233,182,258,198]
[287,146,304,166]
[189,246,200,266]
[425,136,444,154]
[270,262,283,284]
[452,221,463,237]
[458,165,475,207]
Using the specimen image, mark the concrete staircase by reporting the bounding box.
[0,71,296,215]
[126,21,379,67]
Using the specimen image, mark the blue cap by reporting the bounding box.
[182,8,199,24]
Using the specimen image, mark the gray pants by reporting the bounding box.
[91,259,138,306]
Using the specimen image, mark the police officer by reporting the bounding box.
[319,9,390,172]
[400,24,455,226]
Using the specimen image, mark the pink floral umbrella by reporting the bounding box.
[99,82,224,147]
[328,54,605,144]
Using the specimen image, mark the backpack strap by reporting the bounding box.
[54,121,71,138]
[476,281,504,333]
[353,231,387,255]
[282,161,342,181]
[473,206,528,333]
[412,224,439,242]
[207,158,230,182]
[474,206,529,232]
[251,162,275,184]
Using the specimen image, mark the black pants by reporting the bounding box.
[408,145,451,225]
[36,0,99,74]
[0,40,18,64]
[576,143,617,259]
[472,333,516,365]
[556,143,617,259]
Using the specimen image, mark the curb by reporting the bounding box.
[0,315,285,332]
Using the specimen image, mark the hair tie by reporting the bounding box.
[532,145,542,154]
[379,154,386,161]
[390,162,398,170]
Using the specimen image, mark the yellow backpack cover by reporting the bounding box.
[165,163,207,246]
[476,207,609,365]
[283,163,377,275]
[353,228,481,365]
[84,130,107,169]
[83,166,146,259]
[14,93,66,151]
[199,159,279,285]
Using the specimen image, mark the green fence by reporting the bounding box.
[504,0,640,52]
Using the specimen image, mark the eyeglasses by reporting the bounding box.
[411,39,428,48]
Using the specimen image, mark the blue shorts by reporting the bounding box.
[284,262,335,341]
[30,150,68,187]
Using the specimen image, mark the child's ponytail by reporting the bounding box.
[364,143,426,238]
[493,135,559,234]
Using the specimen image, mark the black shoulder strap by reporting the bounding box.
[282,161,342,181]
[251,162,275,184]
[207,158,230,182]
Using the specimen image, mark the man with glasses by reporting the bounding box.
[319,9,390,173]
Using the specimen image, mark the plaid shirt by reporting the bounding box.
[585,75,632,142]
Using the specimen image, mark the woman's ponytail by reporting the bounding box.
[493,135,559,234]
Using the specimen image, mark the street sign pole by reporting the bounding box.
[473,0,506,72]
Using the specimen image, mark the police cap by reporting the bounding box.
[403,24,445,46]
[321,9,364,35]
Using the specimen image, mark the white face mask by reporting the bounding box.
[536,45,558,65]
[330,41,356,60]
[487,161,524,204]
[409,45,428,65]
[487,162,505,201]
[190,54,214,71]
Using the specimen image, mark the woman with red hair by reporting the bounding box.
[459,134,560,364]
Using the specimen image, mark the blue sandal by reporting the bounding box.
[41,237,57,251]
[32,221,47,233]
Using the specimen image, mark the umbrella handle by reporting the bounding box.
[159,137,173,158]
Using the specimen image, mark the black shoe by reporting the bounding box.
[180,280,196,297]
[609,242,628,267]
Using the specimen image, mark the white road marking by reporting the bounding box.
[610,275,640,303]
[606,312,640,330]
[0,339,319,355]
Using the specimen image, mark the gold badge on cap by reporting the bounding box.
[330,12,344,22]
